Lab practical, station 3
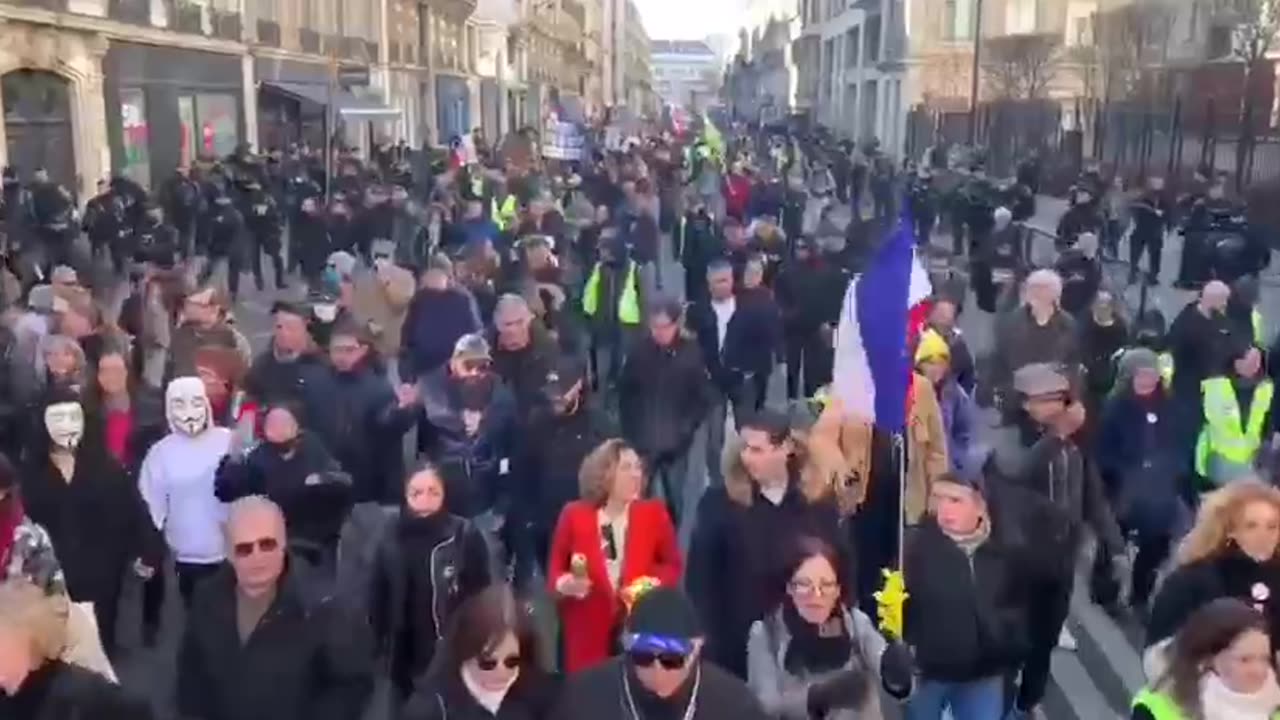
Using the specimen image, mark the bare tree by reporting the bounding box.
[1066,1,1173,104]
[1208,0,1280,184]
[981,33,1063,100]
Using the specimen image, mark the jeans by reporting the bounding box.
[905,676,1005,720]
[704,396,730,486]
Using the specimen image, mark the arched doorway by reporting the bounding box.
[3,69,75,187]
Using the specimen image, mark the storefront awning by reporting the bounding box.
[262,80,401,121]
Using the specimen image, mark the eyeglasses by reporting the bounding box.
[232,537,281,558]
[601,523,618,561]
[476,654,521,671]
[789,578,840,597]
[628,650,689,670]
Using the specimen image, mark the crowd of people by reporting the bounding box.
[0,115,1278,720]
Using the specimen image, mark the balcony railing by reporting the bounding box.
[257,19,281,47]
[109,0,151,24]
[300,28,321,54]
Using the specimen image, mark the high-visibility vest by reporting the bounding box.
[1158,352,1174,388]
[582,261,640,325]
[1133,687,1280,720]
[491,195,517,232]
[1195,376,1275,482]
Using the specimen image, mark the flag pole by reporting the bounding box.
[895,431,906,570]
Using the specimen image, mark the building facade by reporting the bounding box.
[651,39,721,111]
[724,0,803,124]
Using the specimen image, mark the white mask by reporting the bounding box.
[44,402,84,451]
[166,377,211,436]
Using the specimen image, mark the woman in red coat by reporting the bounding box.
[548,438,683,672]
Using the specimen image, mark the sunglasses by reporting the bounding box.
[232,537,281,558]
[476,654,521,671]
[628,650,689,670]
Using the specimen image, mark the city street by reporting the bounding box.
[105,197,1279,720]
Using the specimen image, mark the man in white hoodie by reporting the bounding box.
[139,376,233,609]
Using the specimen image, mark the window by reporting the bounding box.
[944,0,974,41]
[846,28,860,67]
[120,89,150,188]
[865,15,881,63]
[1005,0,1037,35]
[180,93,238,161]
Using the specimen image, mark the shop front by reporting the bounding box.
[104,42,245,189]
[256,57,401,156]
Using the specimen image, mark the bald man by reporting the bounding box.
[1169,279,1240,404]
[176,496,373,720]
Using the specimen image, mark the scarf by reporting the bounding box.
[942,515,992,557]
[461,666,517,715]
[781,603,858,677]
[1200,671,1280,720]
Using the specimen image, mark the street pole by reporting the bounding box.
[968,0,984,144]
[325,54,336,205]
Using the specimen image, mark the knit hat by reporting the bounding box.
[451,333,491,362]
[622,587,702,655]
[1118,348,1160,380]
[1013,363,1070,397]
[914,329,951,365]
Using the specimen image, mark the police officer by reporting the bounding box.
[133,203,179,270]
[200,188,247,301]
[972,206,1024,314]
[244,176,287,291]
[1129,176,1172,286]
[160,165,202,259]
[961,163,998,257]
[30,167,75,273]
[83,180,127,269]
[1056,185,1105,252]
[905,164,937,246]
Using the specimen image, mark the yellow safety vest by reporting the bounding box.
[1195,376,1275,481]
[582,261,640,325]
[491,195,517,232]
[1134,687,1280,720]
[1158,352,1174,388]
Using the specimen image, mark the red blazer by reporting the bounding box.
[547,499,682,672]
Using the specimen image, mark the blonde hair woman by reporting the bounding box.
[0,580,151,717]
[1147,479,1280,653]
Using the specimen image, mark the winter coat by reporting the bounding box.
[0,660,153,720]
[775,259,847,337]
[292,212,332,279]
[403,667,559,720]
[620,334,714,462]
[400,287,483,379]
[214,434,352,553]
[688,290,784,392]
[1147,547,1280,648]
[991,306,1080,399]
[518,405,616,534]
[349,264,416,359]
[548,499,683,672]
[370,510,491,696]
[305,363,417,504]
[21,444,160,608]
[417,367,518,518]
[244,349,329,411]
[687,473,847,678]
[166,322,241,381]
[747,607,888,719]
[552,657,770,720]
[833,374,949,523]
[1095,388,1188,537]
[489,325,560,420]
[1168,303,1241,401]
[176,560,375,720]
[902,516,1031,682]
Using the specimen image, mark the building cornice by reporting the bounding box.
[0,4,247,55]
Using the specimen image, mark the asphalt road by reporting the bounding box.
[107,197,1279,720]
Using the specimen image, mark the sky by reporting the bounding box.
[635,0,741,40]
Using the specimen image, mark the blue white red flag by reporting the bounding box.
[832,217,933,432]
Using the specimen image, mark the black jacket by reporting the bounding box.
[370,511,491,695]
[245,349,328,410]
[903,517,1031,682]
[22,443,160,606]
[519,403,616,533]
[489,325,560,420]
[774,257,848,337]
[215,434,352,552]
[177,561,375,720]
[687,479,847,678]
[552,658,769,720]
[404,667,559,720]
[1146,547,1280,647]
[688,289,784,391]
[620,333,714,462]
[401,288,483,379]
[0,660,153,720]
[306,363,417,504]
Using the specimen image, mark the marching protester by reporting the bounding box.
[177,496,374,720]
[0,454,64,594]
[548,438,682,672]
[370,463,492,706]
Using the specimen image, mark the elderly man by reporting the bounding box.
[177,496,373,720]
[489,293,559,421]
[991,269,1080,414]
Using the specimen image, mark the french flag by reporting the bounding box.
[832,216,933,432]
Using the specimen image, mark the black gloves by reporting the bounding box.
[806,668,870,716]
[880,641,914,699]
